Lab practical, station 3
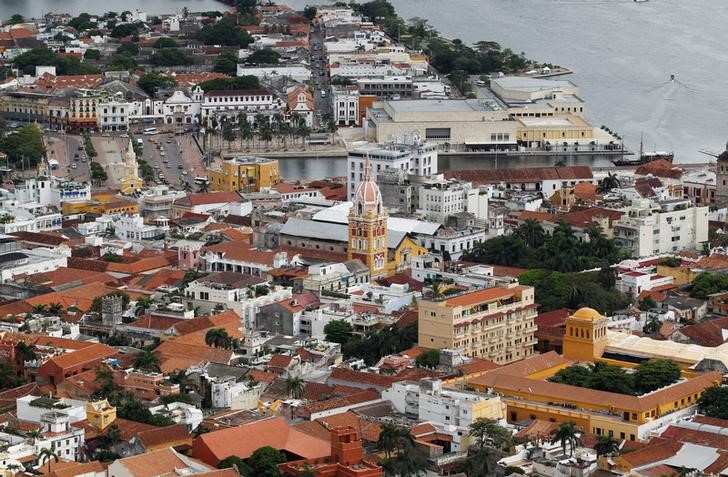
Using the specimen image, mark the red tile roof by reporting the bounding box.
[202,241,280,266]
[192,416,331,466]
[677,317,728,347]
[175,191,241,207]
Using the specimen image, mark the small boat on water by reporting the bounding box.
[612,133,674,166]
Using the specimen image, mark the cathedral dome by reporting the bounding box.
[352,157,383,215]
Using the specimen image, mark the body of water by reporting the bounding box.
[282,0,728,165]
[0,0,229,17]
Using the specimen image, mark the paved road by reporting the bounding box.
[138,131,205,189]
[45,133,89,182]
[309,23,331,121]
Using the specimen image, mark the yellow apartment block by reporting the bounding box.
[210,156,280,192]
[418,284,538,365]
[656,264,697,285]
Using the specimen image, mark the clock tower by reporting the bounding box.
[348,157,388,277]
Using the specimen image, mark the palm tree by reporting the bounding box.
[377,424,402,458]
[31,304,47,315]
[15,342,36,364]
[598,172,621,193]
[430,280,443,299]
[517,218,545,248]
[285,376,305,399]
[297,125,311,150]
[598,266,616,289]
[205,328,233,349]
[240,124,254,151]
[197,181,210,193]
[132,349,161,372]
[643,313,662,334]
[551,421,580,457]
[95,367,115,397]
[48,302,63,315]
[260,126,273,150]
[594,435,620,457]
[182,181,192,193]
[39,448,59,471]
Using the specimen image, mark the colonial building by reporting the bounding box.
[348,159,389,278]
[715,143,728,208]
[418,284,538,364]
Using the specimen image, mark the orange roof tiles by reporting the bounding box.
[193,417,331,466]
[176,191,241,207]
[317,412,381,442]
[268,354,293,368]
[137,424,191,449]
[617,438,683,468]
[35,73,102,91]
[115,447,212,476]
[25,282,145,312]
[444,287,515,307]
[44,342,117,370]
[202,241,280,266]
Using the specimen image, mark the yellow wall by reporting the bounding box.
[385,236,427,276]
[471,395,505,421]
[656,265,696,285]
[86,401,117,431]
[62,201,105,215]
[211,159,280,192]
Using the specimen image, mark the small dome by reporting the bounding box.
[571,307,602,321]
[353,180,382,213]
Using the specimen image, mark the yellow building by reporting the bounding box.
[386,235,427,276]
[516,115,593,145]
[656,264,697,285]
[418,284,537,364]
[210,156,280,192]
[0,91,51,123]
[347,159,388,278]
[86,399,116,431]
[118,139,143,195]
[467,307,723,441]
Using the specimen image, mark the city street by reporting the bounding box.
[137,132,205,189]
[309,23,331,119]
[45,133,89,182]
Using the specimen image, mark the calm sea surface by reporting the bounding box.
[4,0,727,179]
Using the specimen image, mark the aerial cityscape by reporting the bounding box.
[0,1,725,476]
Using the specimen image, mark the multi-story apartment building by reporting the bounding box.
[418,179,488,223]
[97,94,130,131]
[612,198,709,257]
[201,89,283,122]
[418,283,538,364]
[347,136,438,199]
[382,378,503,430]
[209,156,281,193]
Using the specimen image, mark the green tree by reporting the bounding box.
[153,37,178,48]
[516,218,545,248]
[698,386,728,419]
[598,172,621,193]
[84,49,101,60]
[469,418,512,451]
[633,359,681,394]
[137,72,178,96]
[594,435,620,457]
[95,367,116,397]
[195,18,253,47]
[205,328,234,349]
[151,48,193,66]
[213,52,239,76]
[0,361,25,390]
[69,13,96,31]
[639,296,657,311]
[245,49,281,65]
[285,376,305,399]
[110,22,142,38]
[109,53,137,70]
[303,6,317,20]
[415,349,440,368]
[691,273,728,299]
[247,446,286,477]
[132,349,161,372]
[324,320,353,345]
[90,162,108,186]
[377,424,412,458]
[218,455,251,475]
[38,448,59,471]
[551,421,580,457]
[461,447,498,477]
[15,342,36,363]
[7,14,25,25]
[643,313,662,335]
[117,42,140,56]
[0,125,46,167]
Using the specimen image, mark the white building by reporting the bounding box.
[382,379,503,430]
[114,214,169,241]
[97,94,130,131]
[613,198,709,257]
[235,65,312,83]
[201,89,283,122]
[16,395,87,424]
[162,88,203,125]
[331,87,360,126]
[298,307,356,340]
[347,135,438,199]
[36,411,85,462]
[418,178,488,223]
[0,238,68,282]
[149,402,203,431]
[185,272,292,329]
[616,270,675,300]
[210,377,263,410]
